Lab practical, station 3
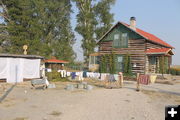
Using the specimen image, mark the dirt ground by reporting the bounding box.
[0,78,180,120]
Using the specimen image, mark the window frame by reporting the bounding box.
[113,32,128,48]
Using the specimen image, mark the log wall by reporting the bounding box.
[146,41,165,49]
[99,39,146,73]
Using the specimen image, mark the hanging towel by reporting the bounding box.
[150,75,157,83]
[109,74,115,82]
[67,72,71,77]
[83,71,87,78]
[139,75,150,85]
[71,72,76,79]
[114,74,119,81]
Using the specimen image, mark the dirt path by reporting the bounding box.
[0,81,179,120]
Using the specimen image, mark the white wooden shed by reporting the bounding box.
[0,54,44,83]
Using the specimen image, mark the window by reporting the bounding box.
[113,33,128,48]
[121,33,128,47]
[149,56,156,65]
[113,34,120,47]
[90,56,94,64]
[114,34,120,39]
[89,56,100,64]
[95,56,100,64]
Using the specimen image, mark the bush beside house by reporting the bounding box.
[170,67,180,75]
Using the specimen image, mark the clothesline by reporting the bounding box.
[45,69,155,85]
[45,69,120,81]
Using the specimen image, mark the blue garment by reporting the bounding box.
[83,71,87,78]
[71,72,76,79]
[109,74,116,82]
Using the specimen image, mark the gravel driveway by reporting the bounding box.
[0,80,180,120]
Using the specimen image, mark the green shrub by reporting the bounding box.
[46,70,69,82]
[123,54,132,75]
[170,68,180,75]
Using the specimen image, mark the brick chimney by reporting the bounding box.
[130,17,136,31]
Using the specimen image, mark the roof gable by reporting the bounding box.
[98,22,143,43]
[98,21,174,48]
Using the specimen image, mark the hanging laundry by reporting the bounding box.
[109,74,116,82]
[78,72,84,81]
[114,74,119,81]
[71,72,76,79]
[83,71,87,78]
[47,68,52,72]
[139,75,150,85]
[58,70,66,77]
[100,73,109,81]
[67,72,71,77]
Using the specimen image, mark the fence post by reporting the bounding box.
[136,73,140,91]
[119,72,123,88]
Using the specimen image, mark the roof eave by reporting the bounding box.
[146,52,166,55]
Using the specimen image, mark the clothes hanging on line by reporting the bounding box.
[78,72,84,81]
[139,75,150,85]
[71,72,76,79]
[108,74,116,82]
[100,73,109,81]
[58,70,66,77]
[114,74,119,81]
[66,72,71,77]
[83,71,87,78]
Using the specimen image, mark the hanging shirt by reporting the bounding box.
[67,72,71,77]
[109,74,116,82]
[83,71,87,78]
[71,72,76,79]
[114,74,119,81]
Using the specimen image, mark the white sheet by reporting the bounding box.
[23,59,40,79]
[0,58,8,79]
[7,58,23,83]
[0,57,41,83]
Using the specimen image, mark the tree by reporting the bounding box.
[0,0,11,52]
[94,0,115,40]
[73,0,97,65]
[0,0,76,61]
[73,0,115,65]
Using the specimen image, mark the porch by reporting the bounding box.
[145,48,174,74]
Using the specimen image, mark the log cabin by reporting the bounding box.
[89,17,174,74]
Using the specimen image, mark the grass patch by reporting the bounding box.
[155,80,174,85]
[50,77,70,82]
[142,90,180,104]
[14,117,28,120]
[49,111,62,116]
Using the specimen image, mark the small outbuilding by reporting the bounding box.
[0,54,44,83]
[45,59,69,70]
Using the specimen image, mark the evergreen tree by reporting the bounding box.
[0,0,75,61]
[0,1,9,52]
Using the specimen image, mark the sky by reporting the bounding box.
[71,0,180,65]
